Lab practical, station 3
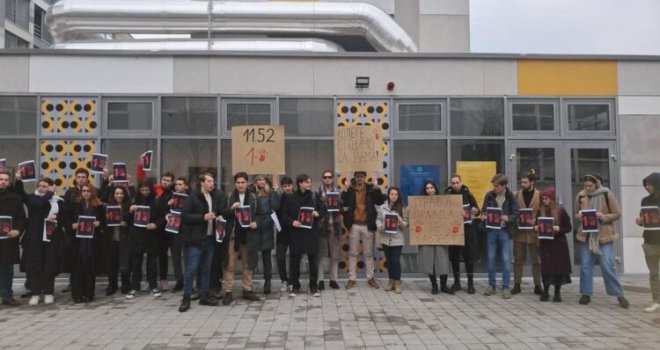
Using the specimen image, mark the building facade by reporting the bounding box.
[1,0,53,49]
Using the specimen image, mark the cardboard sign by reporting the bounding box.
[231,125,285,174]
[215,218,227,242]
[298,206,315,229]
[462,204,472,224]
[334,125,382,173]
[0,216,12,239]
[408,195,464,246]
[43,219,57,242]
[640,206,660,231]
[325,192,340,212]
[18,160,36,182]
[384,213,399,234]
[0,158,6,173]
[171,192,188,212]
[517,208,534,230]
[76,215,96,239]
[106,206,122,227]
[112,163,128,183]
[142,150,153,171]
[235,205,252,228]
[165,211,182,234]
[579,209,599,233]
[537,217,555,240]
[91,153,108,174]
[485,207,503,229]
[134,206,150,228]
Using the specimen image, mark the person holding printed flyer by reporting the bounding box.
[251,175,280,295]
[574,174,629,308]
[535,187,572,302]
[376,187,408,294]
[102,186,133,296]
[316,170,342,291]
[0,171,27,306]
[635,172,660,312]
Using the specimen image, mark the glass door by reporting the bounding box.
[508,142,558,193]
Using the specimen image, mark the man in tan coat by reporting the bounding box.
[512,172,542,295]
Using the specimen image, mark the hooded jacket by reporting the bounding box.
[641,172,660,245]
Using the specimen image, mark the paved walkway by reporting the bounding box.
[2,276,659,350]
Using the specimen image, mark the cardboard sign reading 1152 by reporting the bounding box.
[384,213,399,234]
[640,206,660,231]
[133,206,150,227]
[325,192,340,212]
[485,207,503,229]
[298,206,315,229]
[106,206,122,227]
[76,215,96,239]
[215,218,227,243]
[235,205,252,228]
[165,211,182,234]
[537,217,555,240]
[579,209,599,233]
[517,208,534,230]
[0,215,12,239]
[43,219,57,242]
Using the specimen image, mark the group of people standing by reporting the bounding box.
[0,165,659,314]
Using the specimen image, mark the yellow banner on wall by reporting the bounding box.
[456,161,497,210]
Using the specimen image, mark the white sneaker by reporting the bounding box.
[126,290,139,299]
[151,288,162,298]
[29,295,40,306]
[644,302,660,313]
[44,295,54,305]
[280,282,288,292]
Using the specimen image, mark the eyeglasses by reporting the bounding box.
[323,176,333,179]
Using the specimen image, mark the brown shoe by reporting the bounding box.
[384,279,395,292]
[1,298,20,306]
[394,280,402,294]
[368,278,380,289]
[345,280,356,289]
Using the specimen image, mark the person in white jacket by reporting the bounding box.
[376,187,408,294]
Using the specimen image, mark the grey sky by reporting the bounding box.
[470,0,660,55]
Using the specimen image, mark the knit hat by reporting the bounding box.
[541,187,556,201]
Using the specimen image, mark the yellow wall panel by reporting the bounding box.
[518,60,617,96]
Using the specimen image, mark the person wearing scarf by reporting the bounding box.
[635,172,660,313]
[574,174,629,308]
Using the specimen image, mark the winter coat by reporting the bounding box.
[180,189,227,246]
[514,188,541,244]
[376,203,408,247]
[128,193,159,254]
[317,186,342,258]
[481,188,520,237]
[641,172,660,245]
[226,189,259,269]
[281,189,325,255]
[0,189,27,266]
[574,188,621,244]
[341,183,384,231]
[253,190,280,251]
[538,207,572,276]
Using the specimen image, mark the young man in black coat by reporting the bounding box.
[0,171,27,306]
[179,172,227,312]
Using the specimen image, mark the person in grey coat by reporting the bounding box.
[417,180,454,295]
[251,175,280,295]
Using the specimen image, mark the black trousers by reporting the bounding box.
[71,239,96,300]
[261,250,273,281]
[170,234,184,283]
[209,241,225,290]
[157,233,171,281]
[131,250,158,291]
[27,240,58,295]
[276,231,291,283]
[449,225,478,276]
[290,253,318,290]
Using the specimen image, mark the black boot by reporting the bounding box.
[451,274,462,292]
[172,280,184,293]
[199,293,219,306]
[467,274,475,294]
[553,285,562,302]
[440,275,454,295]
[511,283,521,295]
[179,297,190,312]
[263,280,271,295]
[106,284,118,296]
[540,283,550,302]
[534,284,543,295]
[429,275,439,295]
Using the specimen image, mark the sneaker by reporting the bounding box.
[44,295,54,305]
[345,280,356,289]
[318,281,325,291]
[311,288,321,298]
[222,292,234,306]
[367,278,380,289]
[28,295,40,306]
[290,287,301,297]
[503,288,512,299]
[159,280,169,292]
[617,296,629,309]
[125,290,140,299]
[199,295,219,306]
[280,281,288,292]
[329,280,340,289]
[484,285,496,296]
[644,302,660,313]
[1,298,20,306]
[151,289,162,298]
[579,295,591,305]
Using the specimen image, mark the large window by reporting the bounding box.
[0,139,35,190]
[567,102,611,131]
[106,101,153,131]
[285,140,334,187]
[6,0,30,30]
[511,101,556,132]
[450,98,504,136]
[397,103,443,132]
[161,140,217,184]
[102,139,157,182]
[450,140,505,174]
[0,96,36,135]
[224,102,271,131]
[161,97,217,136]
[33,6,52,44]
[279,98,333,136]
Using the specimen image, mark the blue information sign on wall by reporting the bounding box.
[400,165,440,205]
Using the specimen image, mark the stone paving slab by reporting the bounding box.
[1,276,659,349]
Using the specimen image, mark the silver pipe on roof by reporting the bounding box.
[46,0,418,52]
[51,38,344,52]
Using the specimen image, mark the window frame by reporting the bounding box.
[102,99,157,137]
[562,99,616,137]
[221,98,274,137]
[507,98,559,136]
[394,99,447,138]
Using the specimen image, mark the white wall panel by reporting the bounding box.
[618,62,660,95]
[623,237,647,274]
[0,55,29,92]
[618,96,660,115]
[420,0,469,15]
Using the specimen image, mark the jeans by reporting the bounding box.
[487,228,512,289]
[0,265,13,300]
[643,243,660,303]
[579,241,624,297]
[183,236,214,299]
[383,245,402,281]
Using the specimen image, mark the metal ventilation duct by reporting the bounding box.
[46,0,418,53]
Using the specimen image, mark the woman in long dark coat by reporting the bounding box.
[69,183,104,303]
[15,176,60,305]
[280,174,325,297]
[103,185,133,296]
[251,175,280,294]
[536,187,572,302]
